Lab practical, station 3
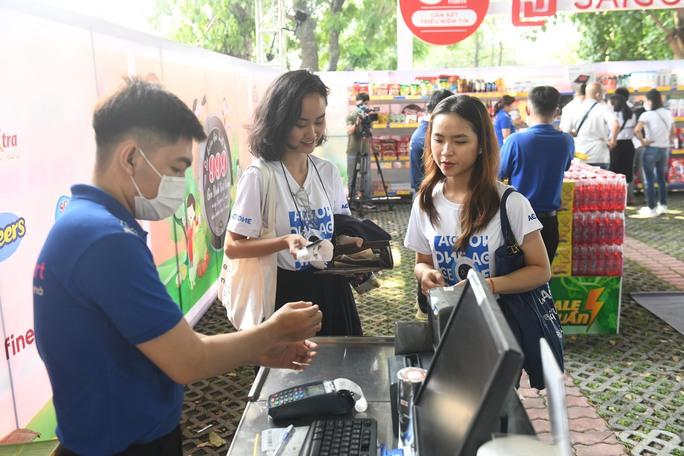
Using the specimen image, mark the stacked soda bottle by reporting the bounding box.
[566,162,626,276]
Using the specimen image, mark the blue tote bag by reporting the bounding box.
[495,187,564,390]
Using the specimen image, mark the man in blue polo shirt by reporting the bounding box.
[499,86,574,264]
[33,79,322,455]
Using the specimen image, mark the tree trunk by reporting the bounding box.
[649,9,684,59]
[327,0,345,71]
[668,9,684,59]
[498,41,503,66]
[228,3,252,60]
[473,30,481,67]
[294,0,319,71]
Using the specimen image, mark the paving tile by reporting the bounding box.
[569,417,615,432]
[570,430,618,446]
[568,406,601,420]
[532,418,552,434]
[574,442,627,455]
[520,397,547,409]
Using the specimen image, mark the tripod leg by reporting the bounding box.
[348,149,362,209]
[372,147,393,210]
[361,141,370,200]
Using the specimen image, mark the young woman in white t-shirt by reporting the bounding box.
[226,70,364,336]
[634,89,675,217]
[404,95,551,298]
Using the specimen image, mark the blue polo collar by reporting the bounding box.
[70,184,146,238]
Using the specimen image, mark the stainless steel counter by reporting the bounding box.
[227,336,534,455]
[228,337,396,455]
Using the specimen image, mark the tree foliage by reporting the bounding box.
[571,9,679,61]
[151,0,254,60]
[152,0,405,71]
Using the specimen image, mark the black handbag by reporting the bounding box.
[494,187,565,390]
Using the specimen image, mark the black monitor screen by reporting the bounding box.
[413,271,523,456]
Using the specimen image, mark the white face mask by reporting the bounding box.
[130,149,186,221]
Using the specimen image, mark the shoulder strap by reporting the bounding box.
[655,109,670,131]
[251,159,276,235]
[499,187,519,250]
[618,116,629,133]
[308,156,334,214]
[574,101,598,136]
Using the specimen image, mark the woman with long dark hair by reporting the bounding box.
[493,94,517,146]
[226,70,364,336]
[608,94,636,184]
[404,95,550,299]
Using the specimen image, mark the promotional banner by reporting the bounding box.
[551,276,622,335]
[0,3,277,445]
[495,0,684,27]
[399,0,490,45]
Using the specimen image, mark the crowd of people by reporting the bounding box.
[31,71,676,454]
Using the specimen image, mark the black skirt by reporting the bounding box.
[609,139,636,183]
[275,268,363,336]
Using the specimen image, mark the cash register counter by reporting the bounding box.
[227,337,534,455]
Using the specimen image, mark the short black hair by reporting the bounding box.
[645,89,664,109]
[614,87,630,100]
[93,78,206,170]
[355,92,370,103]
[249,70,329,161]
[427,89,454,113]
[528,86,560,117]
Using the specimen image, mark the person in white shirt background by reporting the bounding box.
[634,89,676,218]
[572,82,620,169]
[403,94,550,301]
[614,87,642,205]
[559,81,586,135]
[608,94,637,203]
[226,70,365,336]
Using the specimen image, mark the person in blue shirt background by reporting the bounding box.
[493,95,517,146]
[499,86,574,264]
[33,79,322,456]
[409,89,453,194]
[408,88,452,319]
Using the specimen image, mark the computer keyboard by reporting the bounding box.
[301,417,377,456]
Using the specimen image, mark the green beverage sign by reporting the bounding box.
[550,276,622,335]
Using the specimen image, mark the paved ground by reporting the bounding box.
[182,193,684,455]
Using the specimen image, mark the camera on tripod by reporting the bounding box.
[356,103,380,138]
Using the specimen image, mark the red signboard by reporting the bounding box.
[399,0,490,46]
[513,0,558,26]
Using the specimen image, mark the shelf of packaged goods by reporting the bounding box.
[672,148,684,156]
[371,189,412,197]
[349,96,428,105]
[348,91,525,105]
[372,123,420,131]
[372,162,410,170]
[607,86,684,95]
[674,117,684,123]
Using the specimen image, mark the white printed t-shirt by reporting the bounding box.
[639,108,674,148]
[228,155,350,271]
[404,181,542,285]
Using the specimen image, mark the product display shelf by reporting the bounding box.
[349,84,531,198]
[606,86,684,95]
[348,91,526,105]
